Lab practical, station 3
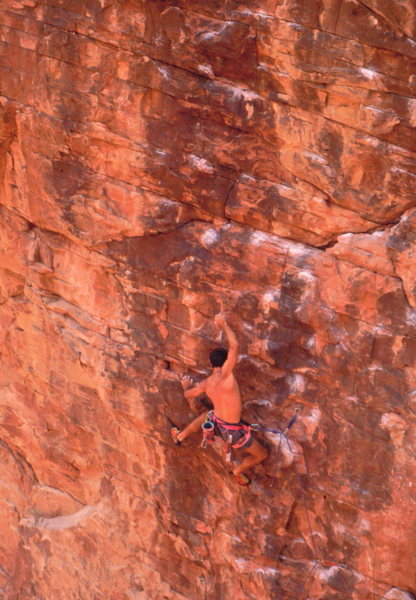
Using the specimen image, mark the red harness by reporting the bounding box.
[208,411,252,449]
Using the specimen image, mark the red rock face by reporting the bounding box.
[1,1,416,599]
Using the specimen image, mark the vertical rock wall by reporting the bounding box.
[1,1,416,599]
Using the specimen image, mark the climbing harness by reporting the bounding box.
[200,408,302,465]
[201,411,253,461]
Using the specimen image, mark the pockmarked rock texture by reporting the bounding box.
[1,1,416,599]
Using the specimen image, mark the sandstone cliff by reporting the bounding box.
[1,1,416,599]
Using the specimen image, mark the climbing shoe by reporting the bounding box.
[170,427,181,445]
[229,471,251,486]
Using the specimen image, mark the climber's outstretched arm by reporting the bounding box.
[214,312,239,378]
[181,376,207,400]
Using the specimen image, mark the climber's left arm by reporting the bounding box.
[181,376,207,400]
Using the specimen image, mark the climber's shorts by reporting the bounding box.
[208,411,254,450]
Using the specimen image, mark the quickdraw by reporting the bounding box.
[225,434,233,463]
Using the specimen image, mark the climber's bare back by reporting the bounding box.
[204,371,242,423]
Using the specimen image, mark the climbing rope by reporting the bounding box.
[250,407,301,435]
[291,560,319,600]
[250,407,301,479]
[196,401,346,598]
[272,413,351,599]
[251,408,323,600]
[282,419,322,599]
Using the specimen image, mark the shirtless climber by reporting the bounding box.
[171,311,268,486]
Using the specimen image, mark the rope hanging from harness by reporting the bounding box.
[249,407,301,435]
[200,406,338,597]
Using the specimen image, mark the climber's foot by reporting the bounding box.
[170,427,181,445]
[229,471,251,486]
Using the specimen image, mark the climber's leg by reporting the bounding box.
[232,438,268,477]
[172,412,208,444]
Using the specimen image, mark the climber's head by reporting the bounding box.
[209,347,228,368]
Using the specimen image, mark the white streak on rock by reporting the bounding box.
[245,398,272,408]
[238,88,262,101]
[383,588,416,600]
[290,23,304,30]
[235,8,273,19]
[197,31,218,43]
[23,502,103,530]
[358,517,371,533]
[380,413,407,445]
[201,228,219,247]
[405,307,416,325]
[317,564,364,584]
[264,432,294,468]
[189,154,215,173]
[408,99,416,127]
[263,291,280,306]
[305,335,316,350]
[250,231,272,246]
[234,558,279,576]
[317,565,339,582]
[302,408,321,442]
[304,151,327,164]
[157,65,170,79]
[297,270,317,282]
[360,68,378,80]
[289,373,305,393]
[197,64,214,78]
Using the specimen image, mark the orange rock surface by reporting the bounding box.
[1,1,416,599]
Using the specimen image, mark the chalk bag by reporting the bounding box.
[201,420,215,447]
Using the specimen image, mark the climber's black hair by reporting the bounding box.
[209,347,228,368]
